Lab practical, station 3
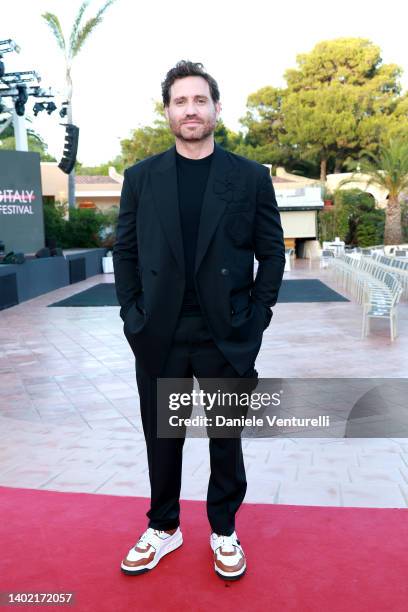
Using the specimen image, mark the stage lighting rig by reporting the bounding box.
[0,40,54,116]
[0,71,56,117]
[0,39,20,81]
[1,38,62,152]
[0,39,20,78]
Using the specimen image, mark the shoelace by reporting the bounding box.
[136,528,167,548]
[214,533,239,553]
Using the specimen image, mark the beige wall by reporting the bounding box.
[275,167,320,188]
[40,162,68,201]
[326,172,387,208]
[280,210,317,239]
[40,163,122,209]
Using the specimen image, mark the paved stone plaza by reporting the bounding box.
[1,259,408,508]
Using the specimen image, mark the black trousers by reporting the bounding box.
[135,312,256,537]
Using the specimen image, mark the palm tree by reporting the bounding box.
[42,0,116,209]
[339,137,408,245]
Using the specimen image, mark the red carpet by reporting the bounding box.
[1,486,408,611]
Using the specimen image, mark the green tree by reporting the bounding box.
[284,38,404,181]
[317,188,385,246]
[239,86,288,165]
[335,189,385,246]
[42,0,116,209]
[339,137,408,244]
[241,38,406,181]
[120,101,173,165]
[75,154,123,175]
[401,200,408,242]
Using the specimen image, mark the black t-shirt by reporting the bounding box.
[176,149,214,315]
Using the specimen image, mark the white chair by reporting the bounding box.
[320,249,335,269]
[362,273,403,341]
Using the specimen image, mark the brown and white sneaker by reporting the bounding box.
[210,530,246,580]
[121,527,183,575]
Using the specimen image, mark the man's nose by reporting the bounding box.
[185,101,198,115]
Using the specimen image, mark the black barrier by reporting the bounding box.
[0,273,18,310]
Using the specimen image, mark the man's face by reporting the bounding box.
[164,75,221,142]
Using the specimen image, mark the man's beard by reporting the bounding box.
[168,117,216,142]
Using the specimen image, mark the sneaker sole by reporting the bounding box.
[120,532,183,575]
[215,565,247,581]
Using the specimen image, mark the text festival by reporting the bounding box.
[0,189,36,214]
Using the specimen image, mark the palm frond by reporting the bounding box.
[41,12,66,52]
[339,138,408,197]
[71,0,116,58]
[69,1,90,57]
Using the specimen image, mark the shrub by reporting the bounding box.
[43,199,67,246]
[63,209,106,248]
[43,200,116,249]
[317,188,385,247]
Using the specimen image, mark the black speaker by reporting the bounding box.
[58,124,79,174]
[69,258,86,283]
[35,247,51,258]
[0,274,19,310]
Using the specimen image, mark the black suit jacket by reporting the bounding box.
[113,142,285,377]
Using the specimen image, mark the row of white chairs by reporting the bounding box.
[370,253,408,299]
[328,255,403,341]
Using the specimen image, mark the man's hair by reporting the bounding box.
[161,60,220,107]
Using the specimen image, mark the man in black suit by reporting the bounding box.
[114,60,285,580]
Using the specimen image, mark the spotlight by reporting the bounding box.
[14,99,25,116]
[45,101,57,115]
[14,84,28,115]
[16,84,28,104]
[33,102,45,116]
[59,106,67,118]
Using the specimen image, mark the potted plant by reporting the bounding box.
[321,185,334,207]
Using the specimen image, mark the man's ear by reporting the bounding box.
[215,101,222,120]
[164,105,169,121]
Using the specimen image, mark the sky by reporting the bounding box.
[3,0,408,165]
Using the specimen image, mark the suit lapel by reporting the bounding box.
[194,143,232,274]
[150,145,184,275]
[149,141,233,277]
